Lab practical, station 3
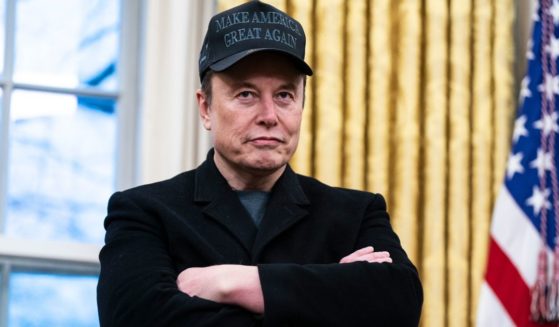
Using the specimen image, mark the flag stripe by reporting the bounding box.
[477,282,515,327]
[486,237,558,327]
[485,237,533,326]
[491,187,546,286]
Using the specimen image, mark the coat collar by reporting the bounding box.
[193,149,309,259]
[251,163,309,260]
[194,149,257,255]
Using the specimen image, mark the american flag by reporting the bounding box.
[477,0,559,326]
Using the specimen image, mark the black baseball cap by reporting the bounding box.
[198,0,313,82]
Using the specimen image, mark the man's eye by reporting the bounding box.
[238,91,253,98]
[277,92,293,100]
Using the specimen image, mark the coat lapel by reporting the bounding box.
[194,150,310,261]
[251,166,309,260]
[194,152,257,256]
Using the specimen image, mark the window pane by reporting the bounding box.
[14,0,119,90]
[6,90,115,243]
[9,272,99,327]
[0,0,5,75]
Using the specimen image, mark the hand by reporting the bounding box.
[339,246,392,264]
[176,265,264,313]
[177,266,225,302]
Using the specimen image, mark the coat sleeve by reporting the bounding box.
[97,191,260,327]
[257,194,423,326]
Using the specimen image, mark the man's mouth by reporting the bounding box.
[248,136,283,146]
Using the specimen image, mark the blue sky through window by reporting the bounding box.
[2,0,121,326]
[8,272,99,327]
[7,91,115,244]
[14,0,118,90]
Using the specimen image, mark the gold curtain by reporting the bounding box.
[217,1,515,326]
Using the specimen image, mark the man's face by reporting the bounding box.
[197,52,305,176]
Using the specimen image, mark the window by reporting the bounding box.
[0,0,141,326]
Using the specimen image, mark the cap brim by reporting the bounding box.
[209,48,313,76]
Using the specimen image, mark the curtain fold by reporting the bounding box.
[470,7,494,323]
[139,0,214,184]
[447,1,473,325]
[215,1,514,325]
[423,0,449,325]
[289,0,314,176]
[390,0,422,271]
[343,0,367,190]
[314,0,345,186]
[367,0,392,197]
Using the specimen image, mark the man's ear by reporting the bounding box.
[196,89,212,130]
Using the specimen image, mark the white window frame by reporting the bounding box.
[0,0,144,326]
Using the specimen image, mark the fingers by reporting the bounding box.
[177,268,193,294]
[355,252,392,263]
[353,246,375,256]
[339,247,392,264]
[176,267,204,296]
[339,246,373,263]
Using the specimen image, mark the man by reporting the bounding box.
[97,1,422,326]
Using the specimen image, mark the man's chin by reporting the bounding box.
[247,162,285,173]
[244,158,288,174]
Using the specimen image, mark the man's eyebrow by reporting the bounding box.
[278,82,298,90]
[228,80,299,91]
[228,81,256,90]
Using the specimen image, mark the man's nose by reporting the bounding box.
[257,96,279,127]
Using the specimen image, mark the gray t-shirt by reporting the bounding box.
[236,190,270,226]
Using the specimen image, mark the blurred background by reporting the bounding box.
[0,0,534,326]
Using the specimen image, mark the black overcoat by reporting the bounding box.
[97,150,423,326]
